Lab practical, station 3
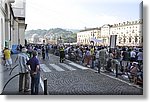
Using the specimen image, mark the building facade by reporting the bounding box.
[0,0,26,55]
[0,0,16,53]
[77,19,143,47]
[12,0,26,46]
[0,0,6,54]
[110,19,143,47]
[77,28,101,45]
[100,24,111,46]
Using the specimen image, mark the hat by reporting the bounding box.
[22,48,27,53]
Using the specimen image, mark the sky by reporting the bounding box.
[25,0,142,30]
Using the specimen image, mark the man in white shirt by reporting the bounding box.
[130,49,136,62]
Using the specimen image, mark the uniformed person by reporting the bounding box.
[59,46,65,63]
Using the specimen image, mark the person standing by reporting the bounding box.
[90,46,95,69]
[27,44,33,58]
[27,51,40,95]
[137,49,143,65]
[15,47,30,92]
[121,48,130,72]
[99,47,108,71]
[3,47,12,70]
[130,48,136,62]
[59,46,65,63]
[84,47,91,67]
[42,46,46,60]
[45,44,50,59]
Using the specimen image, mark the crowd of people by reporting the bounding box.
[50,44,143,86]
[23,44,144,86]
[1,43,143,94]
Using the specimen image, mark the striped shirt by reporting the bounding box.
[17,53,29,73]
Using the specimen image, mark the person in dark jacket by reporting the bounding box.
[42,46,45,60]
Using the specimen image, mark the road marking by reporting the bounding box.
[69,62,88,70]
[40,64,51,72]
[59,63,76,71]
[50,64,65,71]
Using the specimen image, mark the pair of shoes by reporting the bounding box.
[24,89,31,92]
[19,89,23,92]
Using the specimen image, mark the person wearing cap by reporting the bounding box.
[27,50,40,95]
[15,47,30,92]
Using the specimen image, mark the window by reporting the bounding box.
[119,37,122,44]
[123,35,126,43]
[135,36,138,43]
[129,37,132,42]
[132,30,135,33]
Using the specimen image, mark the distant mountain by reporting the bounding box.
[25,28,78,43]
[65,29,80,33]
[25,29,48,37]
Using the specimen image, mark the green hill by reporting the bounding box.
[25,28,79,43]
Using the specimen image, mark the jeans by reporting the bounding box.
[46,52,49,59]
[31,73,40,95]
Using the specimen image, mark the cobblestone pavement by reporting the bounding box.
[1,53,143,95]
[39,54,143,95]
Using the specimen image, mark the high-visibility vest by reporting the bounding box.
[90,48,94,55]
[60,48,64,51]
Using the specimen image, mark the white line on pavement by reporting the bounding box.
[50,64,65,71]
[40,64,51,72]
[69,62,88,70]
[59,63,76,71]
